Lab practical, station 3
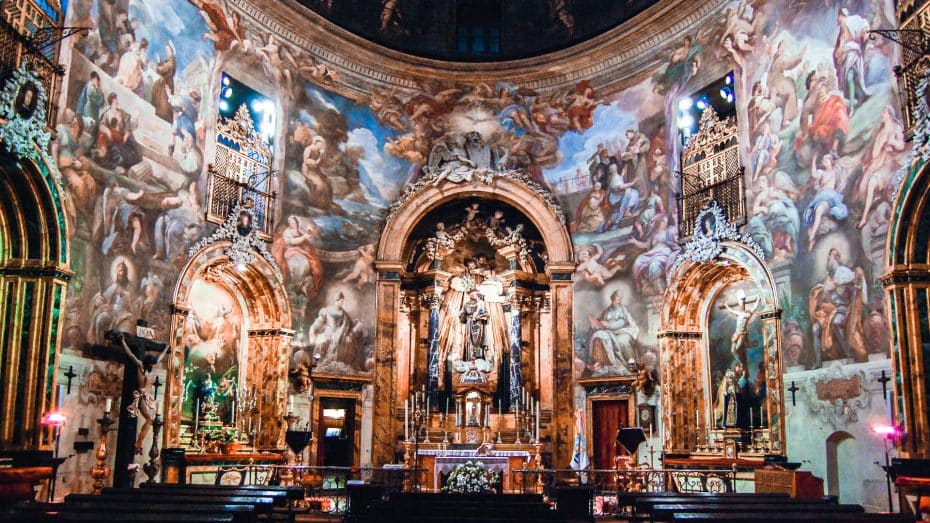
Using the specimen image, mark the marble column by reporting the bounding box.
[547,263,574,468]
[509,298,523,408]
[425,292,443,407]
[372,266,402,465]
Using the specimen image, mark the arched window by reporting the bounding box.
[455,0,501,55]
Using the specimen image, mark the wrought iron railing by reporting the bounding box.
[0,14,64,126]
[513,467,738,516]
[208,465,426,514]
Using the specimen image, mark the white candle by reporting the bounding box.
[104,398,112,413]
[445,397,449,415]
[404,399,409,441]
[649,425,653,440]
[750,408,754,428]
[535,404,540,441]
[288,395,294,413]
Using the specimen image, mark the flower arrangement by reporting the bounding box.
[442,460,499,494]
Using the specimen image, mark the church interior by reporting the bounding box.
[2,0,930,521]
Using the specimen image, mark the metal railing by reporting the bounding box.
[209,464,426,514]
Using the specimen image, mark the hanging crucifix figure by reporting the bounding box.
[721,289,759,370]
[119,334,168,453]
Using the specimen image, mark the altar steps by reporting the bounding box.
[345,491,591,523]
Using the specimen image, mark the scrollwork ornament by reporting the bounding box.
[667,200,765,280]
[0,66,53,167]
[891,67,930,205]
[188,200,283,281]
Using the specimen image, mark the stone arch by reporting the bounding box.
[378,179,573,265]
[370,179,575,466]
[164,241,293,448]
[0,153,71,450]
[658,241,786,455]
[883,161,930,458]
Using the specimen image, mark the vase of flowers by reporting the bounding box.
[442,460,499,494]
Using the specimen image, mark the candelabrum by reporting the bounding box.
[91,411,115,494]
[238,388,258,447]
[143,414,164,484]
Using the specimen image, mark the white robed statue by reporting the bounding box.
[453,288,494,383]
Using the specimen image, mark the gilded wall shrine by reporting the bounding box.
[27,0,908,509]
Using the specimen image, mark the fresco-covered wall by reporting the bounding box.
[46,0,904,506]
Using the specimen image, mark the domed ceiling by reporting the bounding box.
[294,0,660,62]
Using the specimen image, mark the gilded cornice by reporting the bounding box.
[233,0,729,99]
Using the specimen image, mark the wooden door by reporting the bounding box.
[592,400,628,469]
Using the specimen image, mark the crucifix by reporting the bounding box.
[90,321,167,488]
[63,365,77,394]
[788,381,799,406]
[878,370,892,400]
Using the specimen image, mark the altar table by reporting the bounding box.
[416,449,532,492]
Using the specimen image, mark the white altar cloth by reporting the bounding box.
[418,450,531,491]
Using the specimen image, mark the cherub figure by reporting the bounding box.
[575,245,626,286]
[340,244,376,288]
[120,334,169,454]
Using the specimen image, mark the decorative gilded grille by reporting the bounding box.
[678,107,745,239]
[206,104,277,239]
[0,0,67,127]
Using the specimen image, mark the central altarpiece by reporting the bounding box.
[373,132,576,483]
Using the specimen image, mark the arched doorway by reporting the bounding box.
[0,153,71,450]
[659,206,786,458]
[883,159,930,459]
[373,177,574,466]
[825,430,856,500]
[164,238,293,449]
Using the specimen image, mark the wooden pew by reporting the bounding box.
[671,513,915,522]
[13,501,257,523]
[649,503,864,522]
[25,511,236,522]
[630,495,836,515]
[66,492,275,518]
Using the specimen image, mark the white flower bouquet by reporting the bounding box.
[442,460,499,494]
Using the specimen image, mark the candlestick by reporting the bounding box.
[143,413,164,484]
[288,395,294,414]
[91,412,115,494]
[404,399,409,441]
[535,403,540,443]
[649,425,653,440]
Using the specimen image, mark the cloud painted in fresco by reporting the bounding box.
[544,102,639,189]
[544,80,663,192]
[126,0,214,75]
[347,127,406,204]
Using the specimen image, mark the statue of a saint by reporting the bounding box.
[453,289,494,383]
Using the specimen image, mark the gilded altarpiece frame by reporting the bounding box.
[659,237,786,458]
[165,241,293,449]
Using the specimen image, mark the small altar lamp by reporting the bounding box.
[872,424,904,511]
[871,424,901,438]
[41,411,67,501]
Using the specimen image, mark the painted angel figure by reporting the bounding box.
[575,244,626,286]
[120,334,169,454]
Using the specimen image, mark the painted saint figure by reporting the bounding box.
[587,290,639,376]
